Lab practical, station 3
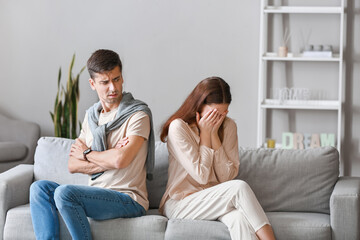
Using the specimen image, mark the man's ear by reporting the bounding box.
[89,78,96,90]
[120,73,124,85]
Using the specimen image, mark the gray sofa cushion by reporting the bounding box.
[4,204,69,240]
[237,147,339,214]
[90,215,167,240]
[0,142,27,162]
[267,212,331,240]
[165,219,231,240]
[4,204,168,240]
[34,137,88,185]
[164,212,331,240]
[147,141,168,209]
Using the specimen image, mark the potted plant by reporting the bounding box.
[50,54,85,139]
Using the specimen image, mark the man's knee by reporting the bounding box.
[53,185,77,209]
[30,180,57,201]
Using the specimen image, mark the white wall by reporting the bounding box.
[0,0,359,176]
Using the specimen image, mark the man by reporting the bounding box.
[30,49,154,240]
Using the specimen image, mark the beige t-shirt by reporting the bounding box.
[78,109,150,210]
[159,117,240,213]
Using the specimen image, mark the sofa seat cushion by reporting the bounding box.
[4,204,168,240]
[267,212,331,240]
[89,215,167,240]
[4,204,67,240]
[165,219,231,240]
[237,147,339,214]
[0,141,27,162]
[146,208,162,216]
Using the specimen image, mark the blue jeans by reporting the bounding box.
[30,180,145,240]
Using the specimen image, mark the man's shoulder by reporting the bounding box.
[128,111,150,123]
[125,111,151,138]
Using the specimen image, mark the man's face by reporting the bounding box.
[89,66,123,112]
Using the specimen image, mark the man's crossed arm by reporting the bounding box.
[68,135,145,174]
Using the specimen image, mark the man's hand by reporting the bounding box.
[69,138,88,161]
[84,135,145,169]
[115,137,129,149]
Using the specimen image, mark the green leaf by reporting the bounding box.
[50,112,54,122]
[55,100,63,137]
[71,97,77,139]
[57,68,62,88]
[63,96,70,138]
[67,54,75,93]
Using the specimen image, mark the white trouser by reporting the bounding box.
[163,180,270,240]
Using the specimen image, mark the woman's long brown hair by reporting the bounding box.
[160,76,232,142]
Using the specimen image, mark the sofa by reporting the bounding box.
[0,114,40,173]
[0,136,359,240]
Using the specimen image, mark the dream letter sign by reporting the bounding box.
[282,132,335,149]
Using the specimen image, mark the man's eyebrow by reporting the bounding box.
[113,76,121,80]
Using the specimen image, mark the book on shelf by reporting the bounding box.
[302,51,332,58]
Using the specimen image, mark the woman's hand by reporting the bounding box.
[196,109,221,148]
[196,109,220,134]
[212,110,228,134]
[210,110,228,150]
[69,138,88,161]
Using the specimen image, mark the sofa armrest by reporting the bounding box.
[0,164,34,240]
[330,176,360,240]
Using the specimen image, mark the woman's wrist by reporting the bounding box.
[211,131,222,150]
[199,130,212,148]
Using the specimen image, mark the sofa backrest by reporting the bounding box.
[237,147,339,214]
[34,137,88,185]
[34,137,339,214]
[147,141,169,209]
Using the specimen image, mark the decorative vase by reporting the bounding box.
[278,46,288,57]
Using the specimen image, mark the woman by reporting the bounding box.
[159,77,275,240]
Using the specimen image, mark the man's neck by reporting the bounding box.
[101,95,123,113]
[101,104,119,113]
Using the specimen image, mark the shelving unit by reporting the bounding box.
[257,0,345,154]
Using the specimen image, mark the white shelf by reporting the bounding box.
[257,0,344,161]
[262,52,341,62]
[261,99,340,110]
[264,6,342,14]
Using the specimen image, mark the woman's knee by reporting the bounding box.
[230,179,252,193]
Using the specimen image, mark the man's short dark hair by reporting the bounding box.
[87,49,122,79]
